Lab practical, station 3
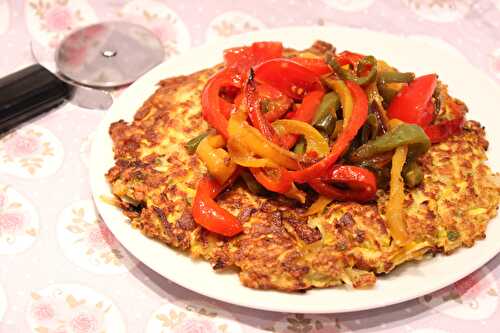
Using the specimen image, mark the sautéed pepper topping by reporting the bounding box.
[191,41,467,238]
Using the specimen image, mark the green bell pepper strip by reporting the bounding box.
[312,91,339,137]
[326,54,377,86]
[377,71,415,105]
[360,113,379,143]
[350,123,431,162]
[378,85,398,105]
[293,136,306,155]
[378,71,415,84]
[315,113,336,138]
[185,132,209,154]
[403,160,424,188]
[312,91,339,124]
[241,170,266,194]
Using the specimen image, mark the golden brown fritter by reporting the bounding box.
[106,42,500,291]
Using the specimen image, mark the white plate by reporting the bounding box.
[90,26,500,313]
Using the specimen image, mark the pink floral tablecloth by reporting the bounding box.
[1,0,500,332]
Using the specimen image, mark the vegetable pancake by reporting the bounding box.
[106,41,500,291]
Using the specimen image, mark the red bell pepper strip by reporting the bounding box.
[387,74,437,127]
[201,69,241,138]
[309,165,377,202]
[254,59,324,99]
[287,90,325,123]
[257,84,292,122]
[291,81,368,183]
[250,167,292,193]
[219,98,234,119]
[245,73,283,145]
[289,57,332,75]
[282,90,325,149]
[224,42,283,77]
[336,51,365,67]
[252,41,283,64]
[192,175,243,237]
[424,116,464,143]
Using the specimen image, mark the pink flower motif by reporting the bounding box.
[87,223,117,249]
[173,318,218,333]
[70,313,98,333]
[0,193,5,208]
[31,302,55,321]
[150,23,176,44]
[3,133,40,158]
[45,5,73,32]
[0,212,25,235]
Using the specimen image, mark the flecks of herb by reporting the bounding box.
[447,230,460,241]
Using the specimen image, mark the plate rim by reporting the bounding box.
[90,25,500,313]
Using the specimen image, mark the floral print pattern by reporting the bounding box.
[0,185,39,254]
[57,200,136,275]
[1,1,500,331]
[79,132,94,168]
[120,0,190,59]
[25,0,97,48]
[405,0,473,22]
[206,11,266,41]
[147,301,242,333]
[269,314,349,333]
[26,284,125,333]
[420,267,499,320]
[0,125,64,178]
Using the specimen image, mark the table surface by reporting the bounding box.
[1,0,500,332]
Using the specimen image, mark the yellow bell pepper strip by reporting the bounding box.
[272,119,329,158]
[291,81,368,183]
[281,90,325,149]
[304,195,333,216]
[192,175,243,237]
[196,134,237,185]
[386,144,409,245]
[365,81,389,133]
[284,183,307,204]
[226,137,279,168]
[227,110,300,170]
[323,78,353,129]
